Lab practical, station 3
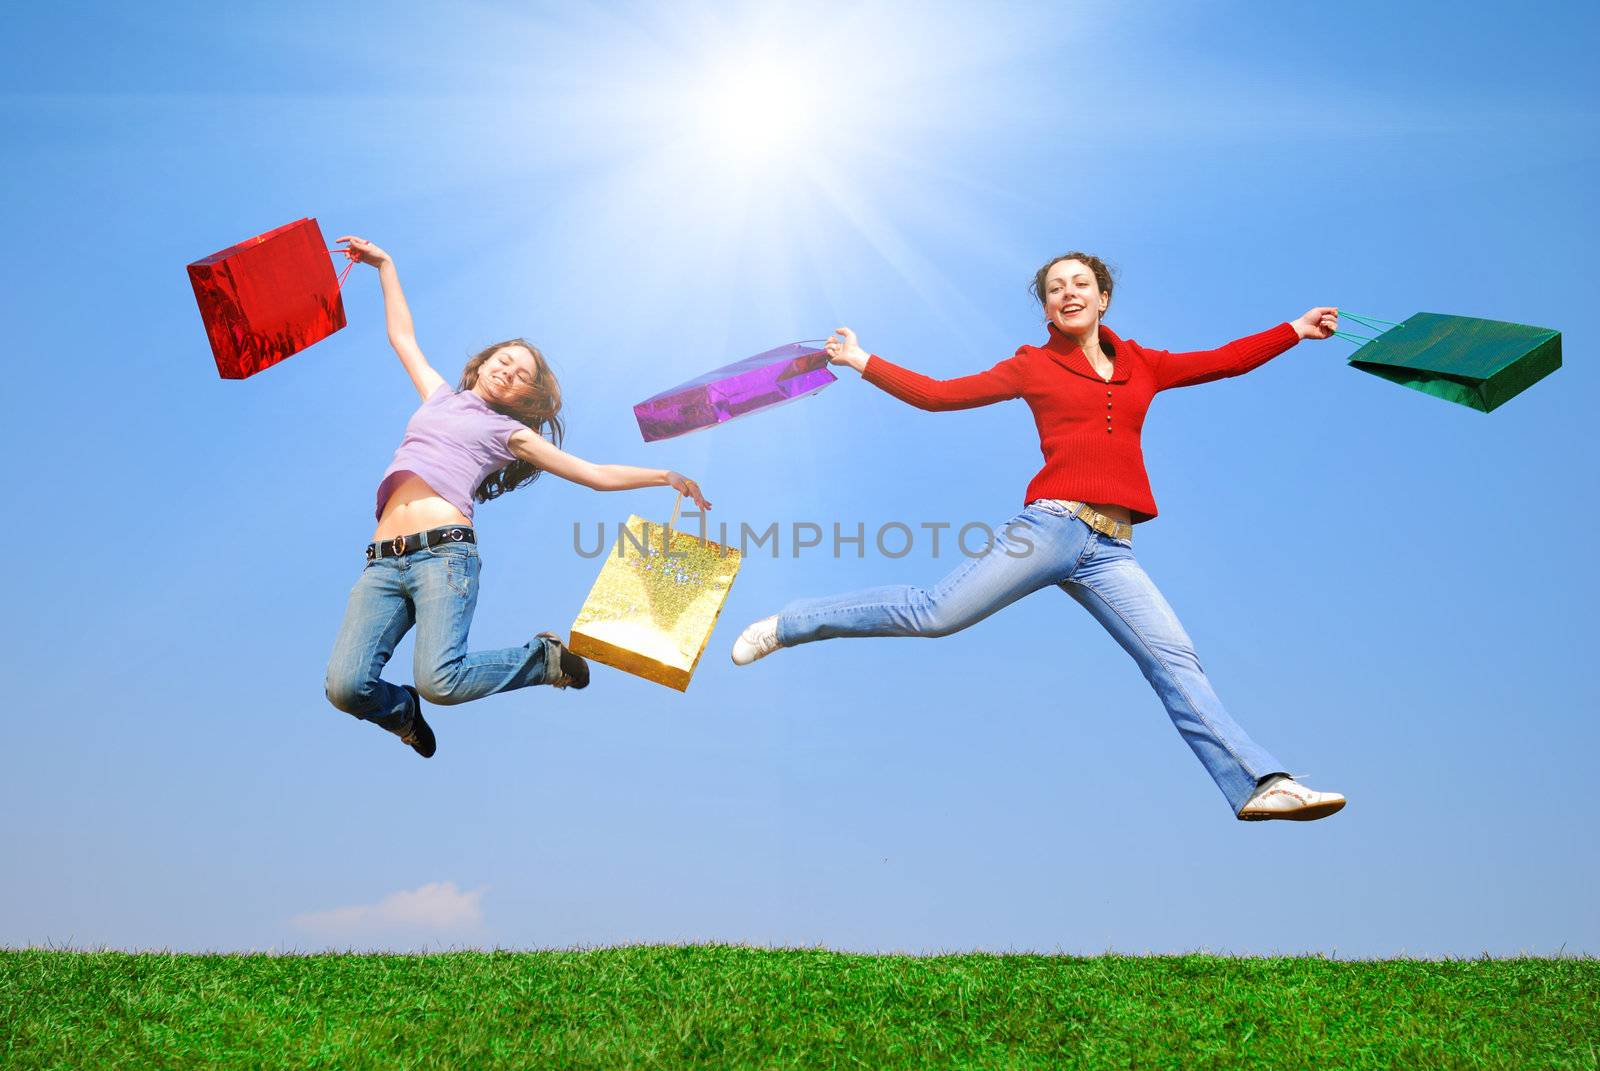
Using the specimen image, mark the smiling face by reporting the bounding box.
[472,344,542,408]
[1041,258,1110,337]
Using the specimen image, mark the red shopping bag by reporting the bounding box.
[187,218,348,379]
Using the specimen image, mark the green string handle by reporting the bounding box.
[1339,310,1402,331]
[1331,309,1402,346]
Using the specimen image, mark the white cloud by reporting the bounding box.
[290,882,485,940]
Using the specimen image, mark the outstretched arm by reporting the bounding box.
[825,327,1024,412]
[1147,308,1339,391]
[337,236,447,402]
[506,430,712,510]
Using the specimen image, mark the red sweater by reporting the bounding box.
[862,321,1301,523]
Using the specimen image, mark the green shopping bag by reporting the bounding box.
[1336,311,1561,413]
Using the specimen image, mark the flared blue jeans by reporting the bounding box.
[776,501,1289,813]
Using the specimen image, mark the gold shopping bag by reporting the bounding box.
[569,495,741,691]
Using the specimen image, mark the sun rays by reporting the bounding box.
[445,2,1031,353]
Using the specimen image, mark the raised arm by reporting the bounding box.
[337,236,447,402]
[1146,308,1339,391]
[506,430,712,511]
[824,327,1024,412]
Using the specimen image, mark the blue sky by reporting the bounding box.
[2,0,1596,956]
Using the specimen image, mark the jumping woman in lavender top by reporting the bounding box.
[325,237,711,758]
[731,253,1345,822]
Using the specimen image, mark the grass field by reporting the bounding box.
[3,946,1597,1069]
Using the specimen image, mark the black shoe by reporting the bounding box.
[538,632,590,690]
[396,684,436,758]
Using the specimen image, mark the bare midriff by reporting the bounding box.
[373,472,472,542]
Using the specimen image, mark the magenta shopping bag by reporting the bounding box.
[633,342,837,442]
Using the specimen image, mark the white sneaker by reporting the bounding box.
[1236,775,1346,822]
[731,615,782,666]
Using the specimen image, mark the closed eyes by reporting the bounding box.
[494,355,534,383]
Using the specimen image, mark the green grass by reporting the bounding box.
[3,947,1596,1069]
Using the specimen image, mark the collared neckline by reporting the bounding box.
[1042,322,1130,383]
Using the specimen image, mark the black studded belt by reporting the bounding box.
[365,525,476,561]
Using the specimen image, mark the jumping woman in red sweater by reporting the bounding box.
[731,253,1345,821]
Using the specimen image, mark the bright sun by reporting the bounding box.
[489,3,1011,317]
[687,53,830,171]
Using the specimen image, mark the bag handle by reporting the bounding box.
[327,248,357,290]
[326,247,361,290]
[1332,309,1401,346]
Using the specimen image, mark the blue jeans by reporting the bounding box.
[324,538,558,733]
[776,502,1289,814]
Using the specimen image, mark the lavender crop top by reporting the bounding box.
[375,384,530,521]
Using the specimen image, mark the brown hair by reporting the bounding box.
[458,338,565,503]
[1030,252,1115,309]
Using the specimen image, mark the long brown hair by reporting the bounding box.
[458,338,565,503]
